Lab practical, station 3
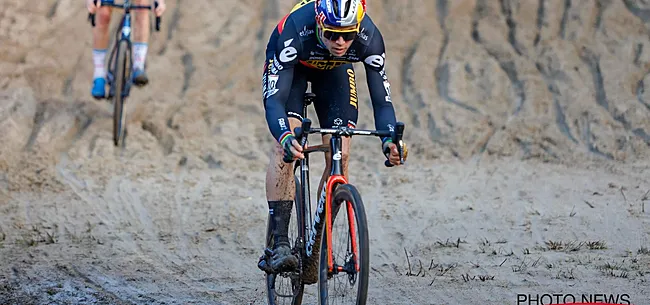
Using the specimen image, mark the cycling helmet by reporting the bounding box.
[315,0,366,28]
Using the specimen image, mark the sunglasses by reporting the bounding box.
[321,25,359,41]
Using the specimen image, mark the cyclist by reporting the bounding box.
[86,0,166,99]
[258,0,408,284]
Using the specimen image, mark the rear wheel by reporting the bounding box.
[318,184,369,305]
[265,176,305,305]
[112,39,130,147]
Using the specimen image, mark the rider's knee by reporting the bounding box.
[134,9,149,21]
[96,7,112,25]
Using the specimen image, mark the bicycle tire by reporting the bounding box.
[265,175,305,305]
[317,183,369,305]
[112,39,130,147]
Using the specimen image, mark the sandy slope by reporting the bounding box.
[1,0,649,304]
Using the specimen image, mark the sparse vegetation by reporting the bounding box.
[436,237,465,248]
[13,224,59,247]
[544,240,583,252]
[585,240,607,250]
[604,269,629,278]
[596,260,633,279]
[543,240,607,252]
[461,273,495,282]
[426,261,458,285]
[512,258,529,273]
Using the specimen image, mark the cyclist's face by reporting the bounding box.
[319,24,356,57]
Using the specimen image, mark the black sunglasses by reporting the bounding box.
[322,29,357,41]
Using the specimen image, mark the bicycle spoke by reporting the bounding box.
[329,202,360,303]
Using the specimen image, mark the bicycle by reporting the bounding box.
[260,91,406,305]
[88,0,162,147]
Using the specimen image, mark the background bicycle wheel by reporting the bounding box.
[1,0,649,304]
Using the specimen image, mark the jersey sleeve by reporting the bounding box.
[262,18,302,145]
[362,29,397,142]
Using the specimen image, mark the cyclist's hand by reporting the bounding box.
[281,135,304,163]
[154,0,166,17]
[383,140,408,166]
[87,0,100,13]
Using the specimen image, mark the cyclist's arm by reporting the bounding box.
[263,21,302,145]
[363,30,397,143]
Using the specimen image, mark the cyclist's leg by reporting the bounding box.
[311,64,358,194]
[91,3,113,98]
[132,0,150,86]
[260,63,309,273]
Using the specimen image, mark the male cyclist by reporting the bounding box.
[86,0,166,99]
[258,0,408,284]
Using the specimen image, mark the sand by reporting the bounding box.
[1,0,649,304]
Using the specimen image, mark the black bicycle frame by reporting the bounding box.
[291,93,404,260]
[88,0,160,96]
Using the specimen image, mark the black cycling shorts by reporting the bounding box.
[264,63,359,130]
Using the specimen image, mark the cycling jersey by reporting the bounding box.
[262,0,397,144]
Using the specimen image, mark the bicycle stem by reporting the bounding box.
[294,118,405,168]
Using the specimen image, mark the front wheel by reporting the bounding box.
[318,184,369,305]
[112,39,130,147]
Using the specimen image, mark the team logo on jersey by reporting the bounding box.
[299,26,314,37]
[280,39,297,62]
[383,80,392,102]
[347,68,358,109]
[364,53,385,69]
[301,59,348,70]
[358,27,368,40]
[265,74,279,98]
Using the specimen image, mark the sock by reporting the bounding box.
[92,49,107,80]
[133,42,148,70]
[269,200,293,249]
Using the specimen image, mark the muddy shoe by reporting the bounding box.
[270,244,298,273]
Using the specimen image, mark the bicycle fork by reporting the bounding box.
[299,137,360,276]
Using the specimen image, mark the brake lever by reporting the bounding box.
[297,118,312,149]
[88,0,98,27]
[154,1,161,31]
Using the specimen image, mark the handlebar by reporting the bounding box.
[88,0,161,31]
[293,118,406,168]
